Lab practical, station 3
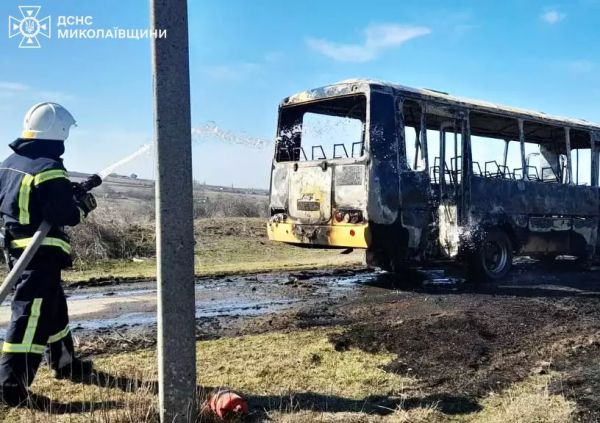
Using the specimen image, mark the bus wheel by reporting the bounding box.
[468,228,513,282]
[575,253,593,270]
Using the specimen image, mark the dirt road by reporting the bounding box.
[1,259,599,419]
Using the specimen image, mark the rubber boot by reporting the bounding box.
[54,358,94,382]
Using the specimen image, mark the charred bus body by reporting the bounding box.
[268,80,600,280]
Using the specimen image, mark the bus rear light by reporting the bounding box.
[350,229,356,237]
[349,211,363,223]
[333,210,364,224]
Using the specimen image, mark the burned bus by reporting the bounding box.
[267,79,600,280]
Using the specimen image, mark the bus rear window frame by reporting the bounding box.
[275,94,367,163]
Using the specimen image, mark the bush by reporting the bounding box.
[70,213,155,263]
[68,193,268,263]
[193,195,268,219]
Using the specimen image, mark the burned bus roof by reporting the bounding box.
[281,79,600,132]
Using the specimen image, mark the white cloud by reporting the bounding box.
[307,23,431,63]
[541,9,566,24]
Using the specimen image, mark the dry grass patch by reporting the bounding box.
[63,218,363,283]
[0,329,575,422]
[468,373,575,423]
[0,328,411,422]
[269,407,443,423]
[195,329,412,399]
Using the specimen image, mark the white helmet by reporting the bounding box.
[21,102,76,141]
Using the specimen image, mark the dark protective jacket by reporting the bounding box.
[0,139,83,267]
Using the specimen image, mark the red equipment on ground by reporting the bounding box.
[208,389,249,419]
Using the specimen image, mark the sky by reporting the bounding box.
[0,0,599,188]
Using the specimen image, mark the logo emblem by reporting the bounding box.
[8,6,51,48]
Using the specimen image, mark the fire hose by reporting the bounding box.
[0,144,151,307]
[0,174,102,306]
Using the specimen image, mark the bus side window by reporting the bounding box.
[568,130,593,185]
[402,100,426,171]
[469,112,520,180]
[573,148,591,185]
[520,121,570,183]
[430,121,462,185]
[444,124,462,184]
[523,141,544,181]
[424,115,462,186]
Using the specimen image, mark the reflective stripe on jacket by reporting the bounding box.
[0,139,82,262]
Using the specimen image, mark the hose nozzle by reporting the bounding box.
[80,174,102,193]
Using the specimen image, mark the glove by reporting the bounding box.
[72,182,86,198]
[77,192,97,217]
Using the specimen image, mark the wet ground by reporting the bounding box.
[0,268,374,338]
[326,259,600,421]
[2,259,600,420]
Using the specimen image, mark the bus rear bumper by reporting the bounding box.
[267,222,369,249]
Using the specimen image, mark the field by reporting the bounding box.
[0,174,598,422]
[63,174,363,281]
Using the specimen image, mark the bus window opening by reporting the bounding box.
[275,95,366,162]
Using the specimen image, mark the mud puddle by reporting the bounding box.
[0,269,378,338]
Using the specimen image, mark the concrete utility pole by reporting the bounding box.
[150,0,197,421]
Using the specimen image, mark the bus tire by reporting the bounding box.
[467,228,513,282]
[575,253,593,270]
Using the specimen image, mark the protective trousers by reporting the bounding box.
[0,260,74,392]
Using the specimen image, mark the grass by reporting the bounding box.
[0,328,575,422]
[194,329,412,399]
[0,218,362,283]
[267,408,442,422]
[62,218,364,283]
[468,373,575,423]
[0,212,577,421]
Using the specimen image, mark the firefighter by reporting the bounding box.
[0,103,97,406]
